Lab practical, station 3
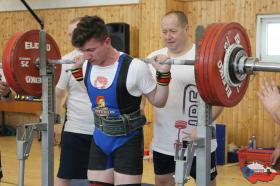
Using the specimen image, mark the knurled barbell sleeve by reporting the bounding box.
[244,58,280,74]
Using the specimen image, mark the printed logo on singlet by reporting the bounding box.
[182,84,198,126]
[95,95,114,117]
[94,76,109,89]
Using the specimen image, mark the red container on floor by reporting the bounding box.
[237,149,274,168]
[237,149,280,183]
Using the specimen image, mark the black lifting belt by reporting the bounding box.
[94,110,147,136]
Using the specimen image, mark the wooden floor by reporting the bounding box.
[0,136,280,186]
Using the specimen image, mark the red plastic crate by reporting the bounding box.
[237,149,280,183]
[237,149,274,169]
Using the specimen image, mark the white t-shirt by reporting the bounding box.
[56,50,95,135]
[83,52,157,97]
[148,45,217,156]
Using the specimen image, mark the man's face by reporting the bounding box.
[78,37,110,66]
[161,14,188,53]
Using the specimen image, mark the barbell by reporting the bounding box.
[1,22,278,106]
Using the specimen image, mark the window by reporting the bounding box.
[256,15,280,62]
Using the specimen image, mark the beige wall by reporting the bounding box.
[1,0,280,149]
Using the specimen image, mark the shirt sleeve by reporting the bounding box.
[56,50,81,90]
[127,59,156,97]
[56,64,71,90]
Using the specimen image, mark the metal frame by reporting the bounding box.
[174,96,212,186]
[174,25,213,186]
[196,98,212,186]
[16,1,56,186]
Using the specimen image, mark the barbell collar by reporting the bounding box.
[244,58,280,74]
[224,44,248,87]
[139,58,195,65]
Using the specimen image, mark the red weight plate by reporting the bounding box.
[195,28,208,100]
[195,23,218,103]
[195,23,221,104]
[4,30,61,97]
[203,23,224,104]
[2,32,25,94]
[207,22,251,107]
[204,23,229,105]
[206,23,231,105]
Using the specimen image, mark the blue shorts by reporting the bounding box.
[57,131,92,179]
[153,150,217,180]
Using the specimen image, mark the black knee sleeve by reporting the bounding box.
[89,181,114,186]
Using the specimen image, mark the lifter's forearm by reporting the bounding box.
[145,85,169,108]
